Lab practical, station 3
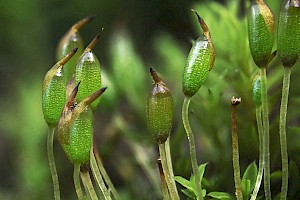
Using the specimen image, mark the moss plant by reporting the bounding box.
[181,10,215,200]
[247,1,274,198]
[250,75,264,200]
[230,97,243,200]
[147,68,179,200]
[42,48,78,200]
[277,1,300,199]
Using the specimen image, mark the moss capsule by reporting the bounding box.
[252,74,262,106]
[147,68,173,144]
[42,48,78,126]
[62,106,93,164]
[57,16,95,81]
[277,0,300,68]
[247,0,274,68]
[58,84,107,164]
[182,11,215,97]
[76,33,102,110]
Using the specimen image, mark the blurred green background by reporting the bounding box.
[0,0,299,199]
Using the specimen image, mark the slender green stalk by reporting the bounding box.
[94,146,120,200]
[231,97,243,200]
[158,159,170,200]
[158,143,180,200]
[47,126,60,200]
[250,106,264,200]
[74,164,84,200]
[164,138,178,196]
[90,149,112,200]
[279,67,291,200]
[259,67,271,200]
[182,97,203,200]
[81,170,99,200]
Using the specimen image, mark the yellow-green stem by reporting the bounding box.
[279,67,291,200]
[231,101,243,200]
[250,106,264,200]
[182,97,203,200]
[164,138,178,197]
[158,143,180,200]
[90,149,112,200]
[81,170,99,200]
[259,67,271,200]
[47,126,60,200]
[158,159,170,200]
[94,147,120,200]
[74,164,84,200]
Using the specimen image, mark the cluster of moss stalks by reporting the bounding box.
[42,0,299,199]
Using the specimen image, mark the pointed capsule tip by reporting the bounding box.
[72,47,78,53]
[86,15,96,22]
[75,81,81,89]
[149,67,161,83]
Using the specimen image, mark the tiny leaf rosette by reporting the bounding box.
[58,83,107,164]
[42,48,78,126]
[277,0,300,68]
[147,68,173,144]
[182,10,215,97]
[247,0,275,68]
[76,33,102,110]
[57,16,95,81]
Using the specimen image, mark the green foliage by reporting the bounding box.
[241,162,257,199]
[175,163,207,199]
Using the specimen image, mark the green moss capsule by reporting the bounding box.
[277,0,300,68]
[42,48,78,126]
[76,33,102,110]
[182,11,215,97]
[247,0,274,68]
[147,68,173,144]
[252,74,262,106]
[62,107,93,164]
[57,16,95,81]
[58,84,107,164]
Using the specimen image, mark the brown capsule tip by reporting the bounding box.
[86,87,107,105]
[72,15,96,31]
[231,96,241,106]
[150,68,161,83]
[191,9,209,35]
[69,81,81,99]
[85,31,103,52]
[57,47,78,66]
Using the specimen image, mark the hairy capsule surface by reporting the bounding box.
[277,0,300,67]
[42,48,77,126]
[182,11,215,97]
[247,0,274,68]
[62,107,93,164]
[147,68,173,144]
[76,34,102,110]
[58,84,107,164]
